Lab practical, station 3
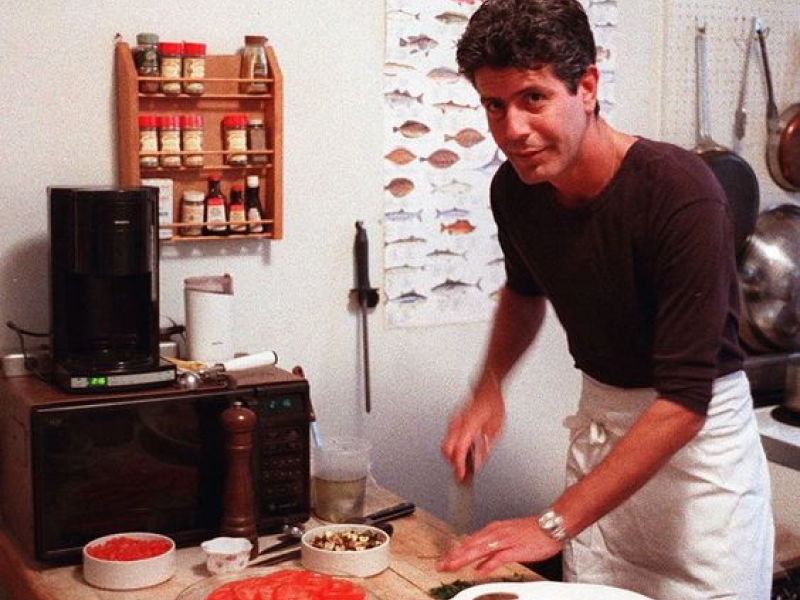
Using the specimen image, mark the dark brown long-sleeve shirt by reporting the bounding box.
[492,138,744,414]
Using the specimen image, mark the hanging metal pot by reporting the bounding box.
[739,204,800,353]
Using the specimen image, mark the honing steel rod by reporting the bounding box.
[353,221,379,413]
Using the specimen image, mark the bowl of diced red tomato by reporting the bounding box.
[82,532,176,590]
[178,569,369,600]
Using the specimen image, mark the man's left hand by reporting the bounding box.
[436,516,562,576]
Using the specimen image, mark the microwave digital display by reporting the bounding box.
[23,377,312,564]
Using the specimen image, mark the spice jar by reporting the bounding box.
[159,42,183,95]
[181,190,205,236]
[239,36,269,94]
[181,114,204,167]
[182,42,206,95]
[247,118,268,165]
[159,115,182,168]
[133,33,160,94]
[138,114,159,168]
[223,114,249,166]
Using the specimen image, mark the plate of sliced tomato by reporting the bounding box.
[176,568,373,600]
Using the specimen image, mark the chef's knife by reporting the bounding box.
[451,445,475,535]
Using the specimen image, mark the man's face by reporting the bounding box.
[474,64,598,186]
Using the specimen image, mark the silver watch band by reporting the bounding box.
[538,508,568,542]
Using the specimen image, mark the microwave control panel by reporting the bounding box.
[251,382,312,531]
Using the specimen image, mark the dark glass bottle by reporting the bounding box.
[245,175,265,233]
[204,174,228,236]
[228,184,248,234]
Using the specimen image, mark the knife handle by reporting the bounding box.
[365,501,416,524]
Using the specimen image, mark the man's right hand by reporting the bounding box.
[441,373,505,480]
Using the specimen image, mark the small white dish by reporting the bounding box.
[201,537,253,575]
[301,524,390,578]
[82,532,176,590]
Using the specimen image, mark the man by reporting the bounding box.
[436,1,774,598]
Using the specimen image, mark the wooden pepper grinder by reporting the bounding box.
[220,401,259,558]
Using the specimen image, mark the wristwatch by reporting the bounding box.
[538,509,569,542]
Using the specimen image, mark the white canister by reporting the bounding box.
[184,279,234,364]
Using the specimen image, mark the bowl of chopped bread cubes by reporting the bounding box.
[301,524,390,578]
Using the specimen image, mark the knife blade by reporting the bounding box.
[451,445,475,535]
[248,548,301,568]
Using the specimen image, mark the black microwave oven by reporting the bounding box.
[0,366,312,564]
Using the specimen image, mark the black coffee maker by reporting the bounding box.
[49,186,175,392]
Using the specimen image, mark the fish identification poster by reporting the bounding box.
[382,0,617,329]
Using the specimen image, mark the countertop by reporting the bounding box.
[756,406,800,571]
[756,405,800,471]
[0,484,540,600]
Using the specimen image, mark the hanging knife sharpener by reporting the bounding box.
[350,221,379,413]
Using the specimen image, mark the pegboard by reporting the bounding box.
[661,0,799,206]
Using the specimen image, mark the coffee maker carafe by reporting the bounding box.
[49,186,175,392]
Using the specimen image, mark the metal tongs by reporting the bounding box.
[168,350,278,389]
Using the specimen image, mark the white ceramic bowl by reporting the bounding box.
[301,524,390,578]
[82,532,176,590]
[200,537,253,574]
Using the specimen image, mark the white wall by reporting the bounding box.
[0,0,794,530]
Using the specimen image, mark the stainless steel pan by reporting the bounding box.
[739,204,800,353]
[693,25,760,259]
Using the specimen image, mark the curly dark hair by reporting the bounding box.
[456,0,597,97]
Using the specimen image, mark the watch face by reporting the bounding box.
[539,510,567,540]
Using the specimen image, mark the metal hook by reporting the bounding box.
[695,18,706,35]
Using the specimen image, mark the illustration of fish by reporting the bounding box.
[427,248,468,260]
[393,120,431,139]
[399,34,438,55]
[385,89,424,109]
[385,234,427,246]
[386,263,427,274]
[435,11,469,25]
[487,256,505,267]
[420,148,460,169]
[388,290,428,304]
[441,219,476,235]
[431,179,472,196]
[387,8,420,21]
[431,278,482,295]
[385,147,417,165]
[436,206,471,219]
[385,208,423,222]
[385,177,415,198]
[384,61,416,77]
[433,100,480,112]
[427,67,462,84]
[445,127,486,148]
[475,148,505,173]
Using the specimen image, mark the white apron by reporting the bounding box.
[562,370,774,600]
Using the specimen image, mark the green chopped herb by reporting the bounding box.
[429,574,525,599]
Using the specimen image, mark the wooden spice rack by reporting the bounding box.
[115,39,284,242]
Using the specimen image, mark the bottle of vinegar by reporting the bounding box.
[228,184,248,234]
[245,175,265,233]
[204,174,228,236]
